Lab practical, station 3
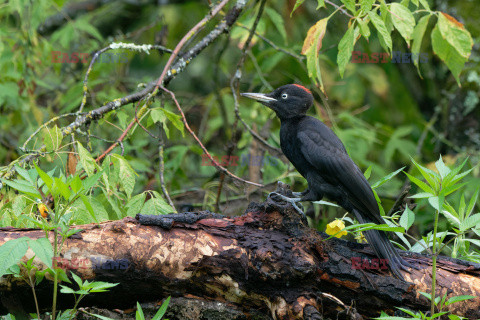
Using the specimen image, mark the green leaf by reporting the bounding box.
[371,167,405,189]
[74,18,104,42]
[364,166,372,180]
[0,237,29,277]
[126,193,147,217]
[435,155,451,179]
[103,188,123,219]
[71,271,84,287]
[442,209,460,228]
[368,11,392,54]
[380,0,388,21]
[449,167,475,186]
[340,0,356,14]
[112,155,136,198]
[443,158,469,186]
[409,192,434,199]
[15,166,34,185]
[54,177,72,200]
[136,302,145,320]
[445,295,476,306]
[399,206,415,230]
[428,196,445,213]
[337,25,355,78]
[28,238,54,269]
[151,108,170,138]
[431,24,467,86]
[70,175,83,194]
[35,163,53,190]
[358,17,371,39]
[80,194,98,223]
[82,169,103,190]
[290,0,306,16]
[89,197,110,222]
[460,213,480,232]
[152,296,171,320]
[59,285,76,294]
[360,0,374,13]
[418,0,430,10]
[87,281,119,293]
[1,179,42,199]
[141,196,173,215]
[43,125,63,152]
[390,3,415,46]
[466,239,480,248]
[265,8,287,44]
[466,187,479,217]
[88,313,116,320]
[316,0,325,9]
[411,14,430,75]
[77,142,96,176]
[163,109,185,137]
[152,197,174,214]
[441,182,466,197]
[437,13,473,59]
[12,196,27,216]
[411,158,439,189]
[404,172,434,194]
[354,223,405,233]
[395,307,417,317]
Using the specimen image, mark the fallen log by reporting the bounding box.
[1,192,479,319]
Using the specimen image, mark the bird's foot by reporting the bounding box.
[268,192,305,217]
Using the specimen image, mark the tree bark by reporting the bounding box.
[1,195,479,319]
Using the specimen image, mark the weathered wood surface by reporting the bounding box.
[1,195,479,319]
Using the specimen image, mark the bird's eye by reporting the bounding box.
[281,93,288,99]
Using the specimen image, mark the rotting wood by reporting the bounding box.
[0,189,479,319]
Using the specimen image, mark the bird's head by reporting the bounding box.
[241,84,314,120]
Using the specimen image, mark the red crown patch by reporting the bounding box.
[293,84,311,94]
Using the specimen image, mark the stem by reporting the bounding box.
[68,295,84,320]
[430,208,439,316]
[29,275,40,319]
[52,227,59,320]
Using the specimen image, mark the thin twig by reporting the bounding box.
[247,50,273,90]
[0,1,246,186]
[152,0,262,188]
[215,0,268,210]
[236,23,304,60]
[21,112,81,152]
[165,88,263,187]
[78,44,173,113]
[157,123,176,211]
[325,0,353,18]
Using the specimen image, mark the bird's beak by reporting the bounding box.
[240,92,277,104]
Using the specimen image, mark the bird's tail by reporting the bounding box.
[352,209,408,280]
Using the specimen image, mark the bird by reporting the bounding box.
[241,84,410,280]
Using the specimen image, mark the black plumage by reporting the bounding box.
[241,84,409,280]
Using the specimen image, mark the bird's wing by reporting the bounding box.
[297,118,383,224]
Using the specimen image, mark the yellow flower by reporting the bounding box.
[326,219,347,238]
[38,203,49,218]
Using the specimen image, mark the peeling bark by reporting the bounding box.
[0,196,479,319]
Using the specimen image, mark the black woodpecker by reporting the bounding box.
[241,84,410,280]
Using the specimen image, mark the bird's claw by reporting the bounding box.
[268,192,305,217]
